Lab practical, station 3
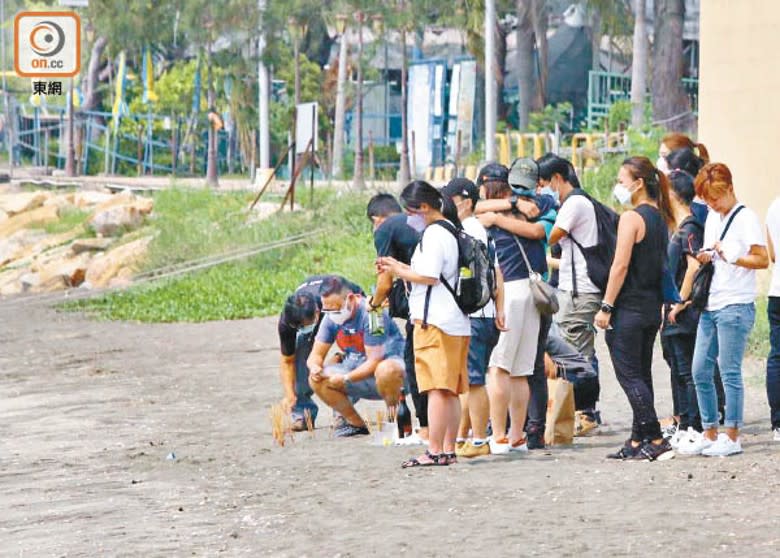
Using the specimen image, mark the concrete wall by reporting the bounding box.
[699,0,780,221]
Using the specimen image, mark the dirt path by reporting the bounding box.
[1,300,778,557]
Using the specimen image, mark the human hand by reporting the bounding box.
[281,394,297,413]
[495,310,509,332]
[376,256,400,275]
[308,363,324,382]
[696,248,714,264]
[668,302,689,324]
[594,310,612,330]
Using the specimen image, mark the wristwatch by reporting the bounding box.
[600,301,614,314]
[343,376,352,390]
[509,195,521,215]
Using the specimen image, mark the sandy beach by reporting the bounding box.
[1,297,779,557]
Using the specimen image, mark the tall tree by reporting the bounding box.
[630,0,648,128]
[515,0,535,130]
[530,0,547,112]
[651,0,690,130]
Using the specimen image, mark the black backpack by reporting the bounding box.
[421,220,496,326]
[566,189,620,295]
[689,205,744,311]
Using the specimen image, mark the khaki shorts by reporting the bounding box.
[413,322,469,395]
[489,278,540,376]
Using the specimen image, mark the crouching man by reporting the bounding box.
[308,277,406,437]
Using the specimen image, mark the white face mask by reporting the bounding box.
[613,183,634,206]
[656,157,671,175]
[540,186,559,204]
[406,214,426,232]
[325,300,352,325]
[298,322,316,335]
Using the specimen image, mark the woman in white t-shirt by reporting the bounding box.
[765,196,780,441]
[678,163,769,457]
[378,181,471,467]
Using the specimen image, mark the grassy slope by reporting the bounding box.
[63,188,376,322]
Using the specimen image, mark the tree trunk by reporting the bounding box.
[352,14,365,190]
[515,0,535,131]
[205,43,219,188]
[630,0,648,128]
[495,18,508,121]
[590,7,601,71]
[331,30,348,179]
[399,25,410,185]
[82,36,107,111]
[531,0,547,111]
[651,0,691,131]
[485,0,497,160]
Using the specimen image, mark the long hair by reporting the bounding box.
[622,156,675,229]
[666,147,704,177]
[662,133,710,164]
[400,180,461,228]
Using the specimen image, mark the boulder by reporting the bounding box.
[0,208,7,222]
[0,229,47,266]
[88,196,154,237]
[73,191,114,209]
[0,267,27,296]
[71,237,113,255]
[85,236,152,287]
[0,204,59,238]
[0,191,51,215]
[31,252,92,292]
[43,193,76,211]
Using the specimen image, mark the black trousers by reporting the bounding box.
[605,307,663,442]
[527,313,552,433]
[661,333,702,431]
[405,321,428,428]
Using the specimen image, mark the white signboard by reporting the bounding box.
[14,11,81,78]
[295,102,318,154]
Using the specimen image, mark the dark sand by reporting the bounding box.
[1,298,779,557]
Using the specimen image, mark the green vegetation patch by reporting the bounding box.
[62,187,377,322]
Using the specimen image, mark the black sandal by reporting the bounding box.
[401,450,447,468]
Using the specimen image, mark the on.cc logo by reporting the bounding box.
[29,20,65,57]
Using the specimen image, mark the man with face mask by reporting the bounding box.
[278,275,363,431]
[308,276,407,437]
[365,193,428,442]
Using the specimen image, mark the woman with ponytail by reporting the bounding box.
[378,181,470,467]
[658,133,710,172]
[594,156,676,461]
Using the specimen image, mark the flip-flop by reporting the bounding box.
[401,450,447,468]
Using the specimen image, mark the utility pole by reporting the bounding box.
[485,0,497,161]
[1,0,12,178]
[65,78,76,176]
[331,14,348,179]
[257,0,270,169]
[630,0,648,128]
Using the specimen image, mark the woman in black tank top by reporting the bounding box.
[594,156,676,462]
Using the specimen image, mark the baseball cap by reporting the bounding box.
[508,157,539,195]
[441,177,480,206]
[476,162,509,186]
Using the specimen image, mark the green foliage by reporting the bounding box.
[63,188,377,322]
[749,297,771,358]
[28,207,89,235]
[528,103,573,133]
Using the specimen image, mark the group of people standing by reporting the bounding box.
[276,132,780,467]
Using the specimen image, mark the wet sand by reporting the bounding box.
[1,299,779,557]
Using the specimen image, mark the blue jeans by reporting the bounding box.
[692,303,755,430]
[768,297,780,429]
[292,331,319,423]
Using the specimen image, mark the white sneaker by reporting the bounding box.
[508,438,529,453]
[676,430,713,455]
[773,428,780,442]
[669,427,691,450]
[662,421,678,440]
[701,433,742,457]
[488,436,510,455]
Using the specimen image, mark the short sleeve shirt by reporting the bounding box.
[315,300,405,358]
[373,213,420,264]
[555,193,600,294]
[278,275,363,356]
[408,221,471,336]
[705,204,765,311]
